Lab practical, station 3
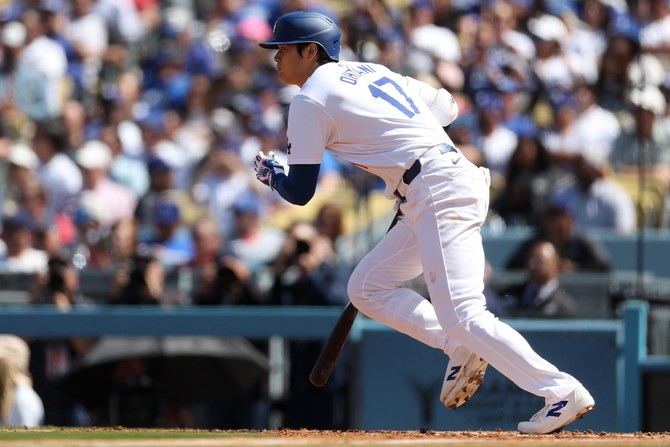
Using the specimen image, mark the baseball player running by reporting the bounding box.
[254,11,594,434]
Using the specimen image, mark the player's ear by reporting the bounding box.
[307,43,318,60]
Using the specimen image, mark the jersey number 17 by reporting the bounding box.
[368,76,420,118]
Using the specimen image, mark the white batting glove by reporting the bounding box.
[254,151,286,190]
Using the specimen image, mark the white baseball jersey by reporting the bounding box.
[286,61,458,198]
[286,60,583,407]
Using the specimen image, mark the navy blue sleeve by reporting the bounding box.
[272,164,321,206]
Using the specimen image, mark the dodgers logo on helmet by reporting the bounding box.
[259,11,341,61]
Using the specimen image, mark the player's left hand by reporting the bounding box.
[254,151,286,190]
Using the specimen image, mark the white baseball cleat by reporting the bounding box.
[518,384,595,434]
[440,346,487,409]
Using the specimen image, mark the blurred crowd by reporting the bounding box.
[0,0,669,431]
[1,0,670,286]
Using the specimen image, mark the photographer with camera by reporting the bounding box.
[109,249,165,306]
[27,255,93,426]
[271,221,345,305]
[187,215,261,306]
[269,220,353,429]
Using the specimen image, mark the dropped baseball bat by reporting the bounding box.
[309,301,359,387]
[309,209,403,387]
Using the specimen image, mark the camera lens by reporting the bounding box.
[295,239,310,255]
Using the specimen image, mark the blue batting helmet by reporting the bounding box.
[259,11,341,61]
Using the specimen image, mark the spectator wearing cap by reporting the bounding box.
[135,156,172,233]
[142,195,194,272]
[137,109,196,192]
[0,212,48,273]
[99,123,149,198]
[227,93,263,141]
[227,193,284,275]
[549,146,637,234]
[190,150,258,239]
[0,19,57,121]
[36,1,71,49]
[539,89,583,166]
[141,43,192,112]
[32,118,83,217]
[75,139,137,228]
[6,142,39,195]
[474,90,518,182]
[527,13,580,91]
[610,84,670,187]
[500,81,534,136]
[504,201,612,272]
[135,156,205,239]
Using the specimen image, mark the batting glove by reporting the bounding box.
[254,151,286,190]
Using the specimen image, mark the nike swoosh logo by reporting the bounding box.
[452,157,462,165]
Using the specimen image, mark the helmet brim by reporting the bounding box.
[258,39,339,61]
[259,41,279,49]
[259,40,306,49]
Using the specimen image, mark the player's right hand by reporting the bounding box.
[254,151,286,190]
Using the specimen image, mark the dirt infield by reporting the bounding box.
[275,429,670,445]
[1,429,670,447]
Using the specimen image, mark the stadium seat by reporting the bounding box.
[611,172,669,228]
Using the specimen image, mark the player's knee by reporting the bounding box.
[348,263,379,306]
[349,261,402,307]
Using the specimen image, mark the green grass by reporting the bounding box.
[0,428,279,447]
[1,428,669,447]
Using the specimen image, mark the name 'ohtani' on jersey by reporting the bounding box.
[339,63,376,85]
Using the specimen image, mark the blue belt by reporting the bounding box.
[394,143,457,202]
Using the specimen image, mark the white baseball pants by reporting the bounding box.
[348,146,581,402]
